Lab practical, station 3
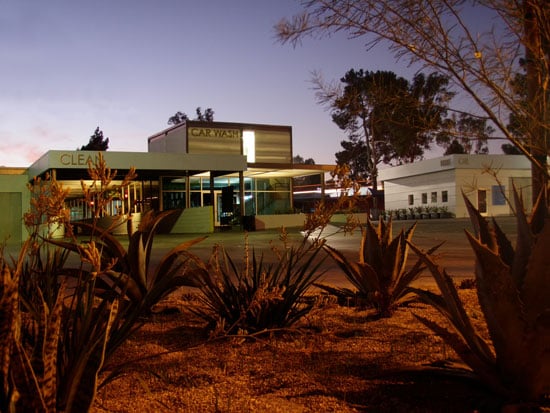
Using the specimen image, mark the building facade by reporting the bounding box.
[379,154,532,218]
[0,121,333,244]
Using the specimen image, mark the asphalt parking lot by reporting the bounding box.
[7,216,516,291]
[144,216,517,290]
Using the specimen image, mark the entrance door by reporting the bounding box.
[477,189,487,214]
[215,187,237,226]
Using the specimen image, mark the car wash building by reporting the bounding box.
[0,121,334,244]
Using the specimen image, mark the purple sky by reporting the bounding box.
[1,0,485,167]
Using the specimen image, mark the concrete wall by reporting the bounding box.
[383,169,456,214]
[170,206,214,233]
[148,124,187,153]
[254,213,306,230]
[0,173,30,245]
[455,168,531,218]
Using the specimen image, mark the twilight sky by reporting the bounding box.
[2,0,444,167]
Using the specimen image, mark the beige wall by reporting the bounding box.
[0,173,31,246]
[455,168,531,218]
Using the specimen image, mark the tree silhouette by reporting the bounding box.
[80,127,109,151]
[276,0,550,204]
[167,107,214,125]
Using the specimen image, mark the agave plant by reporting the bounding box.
[192,234,327,335]
[409,191,550,406]
[317,217,439,317]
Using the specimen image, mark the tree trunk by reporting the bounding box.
[524,0,549,206]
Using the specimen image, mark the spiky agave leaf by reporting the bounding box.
[408,243,496,365]
[60,298,119,413]
[323,244,379,293]
[413,190,550,402]
[324,217,426,316]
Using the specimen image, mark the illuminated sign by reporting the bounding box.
[189,127,241,139]
[60,153,97,166]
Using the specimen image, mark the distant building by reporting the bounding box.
[379,154,532,218]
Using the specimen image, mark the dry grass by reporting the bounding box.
[92,286,499,413]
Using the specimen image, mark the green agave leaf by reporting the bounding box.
[101,270,142,304]
[149,236,207,288]
[408,243,495,363]
[63,299,119,413]
[463,193,497,252]
[464,231,526,372]
[355,262,381,293]
[521,217,550,326]
[323,244,377,293]
[490,217,514,267]
[72,222,127,260]
[379,216,392,247]
[393,242,442,302]
[510,188,535,290]
[127,232,148,292]
[361,220,384,270]
[382,232,405,289]
[527,185,547,236]
[412,313,506,396]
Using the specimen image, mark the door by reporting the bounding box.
[215,186,237,226]
[477,189,487,214]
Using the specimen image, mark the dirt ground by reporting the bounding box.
[91,217,519,412]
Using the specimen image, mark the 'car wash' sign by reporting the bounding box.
[189,127,241,139]
[188,127,242,155]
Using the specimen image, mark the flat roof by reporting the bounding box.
[379,154,531,181]
[27,150,249,180]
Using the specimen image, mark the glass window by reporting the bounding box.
[163,192,186,209]
[244,178,254,191]
[256,191,291,215]
[431,192,437,203]
[442,190,448,203]
[162,177,185,191]
[244,192,255,215]
[421,193,427,204]
[190,192,201,207]
[189,177,201,191]
[492,185,506,205]
[256,178,290,191]
[213,177,229,190]
[229,177,240,190]
[408,194,414,205]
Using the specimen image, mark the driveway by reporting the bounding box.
[146,216,517,290]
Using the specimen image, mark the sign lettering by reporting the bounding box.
[60,153,96,166]
[189,127,241,139]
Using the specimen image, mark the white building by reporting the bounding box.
[378,154,532,217]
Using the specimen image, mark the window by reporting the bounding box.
[421,193,427,204]
[431,192,437,203]
[442,190,448,203]
[408,194,414,205]
[492,185,506,205]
